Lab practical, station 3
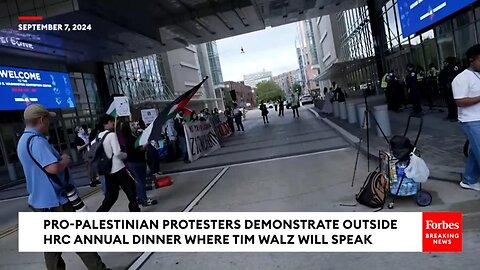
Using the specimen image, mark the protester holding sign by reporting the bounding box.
[122,123,157,207]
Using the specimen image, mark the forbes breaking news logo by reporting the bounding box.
[423,212,462,252]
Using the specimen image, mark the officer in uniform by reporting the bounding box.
[439,57,461,121]
[405,64,423,116]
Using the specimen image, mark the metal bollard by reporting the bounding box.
[7,163,17,181]
[339,102,347,120]
[333,101,340,117]
[373,104,391,137]
[347,103,357,124]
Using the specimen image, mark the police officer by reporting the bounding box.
[405,64,423,116]
[439,57,461,122]
[426,63,439,110]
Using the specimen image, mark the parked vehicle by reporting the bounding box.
[300,95,313,105]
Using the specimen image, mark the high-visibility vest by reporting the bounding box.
[381,74,388,89]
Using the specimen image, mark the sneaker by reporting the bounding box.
[89,181,97,187]
[460,181,480,191]
[142,198,158,207]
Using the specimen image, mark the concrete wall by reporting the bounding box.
[165,46,206,98]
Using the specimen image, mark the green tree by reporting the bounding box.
[256,80,283,103]
[292,83,302,94]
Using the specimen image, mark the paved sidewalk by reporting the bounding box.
[310,102,466,182]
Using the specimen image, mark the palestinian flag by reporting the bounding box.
[135,77,208,147]
[181,107,193,122]
[106,101,117,117]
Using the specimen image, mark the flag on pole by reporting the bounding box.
[135,77,208,148]
[106,100,117,117]
[181,107,193,122]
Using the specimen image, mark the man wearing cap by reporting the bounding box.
[17,104,108,270]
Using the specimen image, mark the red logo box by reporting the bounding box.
[423,212,462,252]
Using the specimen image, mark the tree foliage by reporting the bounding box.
[255,80,283,102]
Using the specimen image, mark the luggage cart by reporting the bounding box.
[378,115,432,209]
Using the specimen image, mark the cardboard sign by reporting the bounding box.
[114,96,131,117]
[141,109,157,125]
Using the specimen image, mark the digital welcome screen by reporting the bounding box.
[0,66,75,111]
[398,0,476,37]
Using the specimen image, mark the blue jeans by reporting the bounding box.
[126,162,148,202]
[461,121,480,184]
[99,175,106,194]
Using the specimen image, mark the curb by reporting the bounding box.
[307,107,461,183]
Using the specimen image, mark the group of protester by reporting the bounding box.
[320,81,347,115]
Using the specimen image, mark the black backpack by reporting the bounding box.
[88,131,113,176]
[356,169,388,209]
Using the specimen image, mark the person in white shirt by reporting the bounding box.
[452,44,480,192]
[96,115,140,212]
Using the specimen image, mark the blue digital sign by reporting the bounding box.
[398,0,476,37]
[0,66,75,111]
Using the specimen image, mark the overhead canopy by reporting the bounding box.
[0,0,366,64]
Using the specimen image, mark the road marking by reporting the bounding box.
[0,186,101,239]
[161,147,350,177]
[127,166,230,270]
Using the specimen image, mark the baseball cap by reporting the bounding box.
[23,104,56,120]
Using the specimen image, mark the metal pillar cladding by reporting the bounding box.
[367,0,388,81]
[357,104,370,129]
[347,102,357,124]
[339,102,347,120]
[333,101,340,117]
[373,104,391,137]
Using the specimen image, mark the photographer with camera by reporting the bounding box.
[17,104,108,270]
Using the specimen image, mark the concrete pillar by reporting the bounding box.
[357,104,370,129]
[339,102,347,120]
[347,102,357,124]
[373,104,391,137]
[333,101,340,117]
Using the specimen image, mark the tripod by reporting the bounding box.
[351,89,390,187]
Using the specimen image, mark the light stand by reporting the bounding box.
[351,88,390,187]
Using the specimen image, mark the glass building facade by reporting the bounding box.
[206,41,224,86]
[327,0,480,101]
[103,54,175,105]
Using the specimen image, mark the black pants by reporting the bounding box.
[227,118,235,133]
[31,203,108,270]
[293,106,299,118]
[279,108,284,116]
[262,115,269,124]
[443,87,458,120]
[97,168,140,212]
[410,89,422,114]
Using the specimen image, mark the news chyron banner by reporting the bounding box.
[185,121,221,162]
[18,212,462,253]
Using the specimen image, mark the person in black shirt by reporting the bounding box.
[174,112,189,163]
[439,57,461,121]
[224,106,235,134]
[122,123,157,207]
[405,64,423,116]
[74,126,100,187]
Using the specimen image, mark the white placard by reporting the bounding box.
[185,120,221,162]
[141,109,157,125]
[114,96,131,117]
